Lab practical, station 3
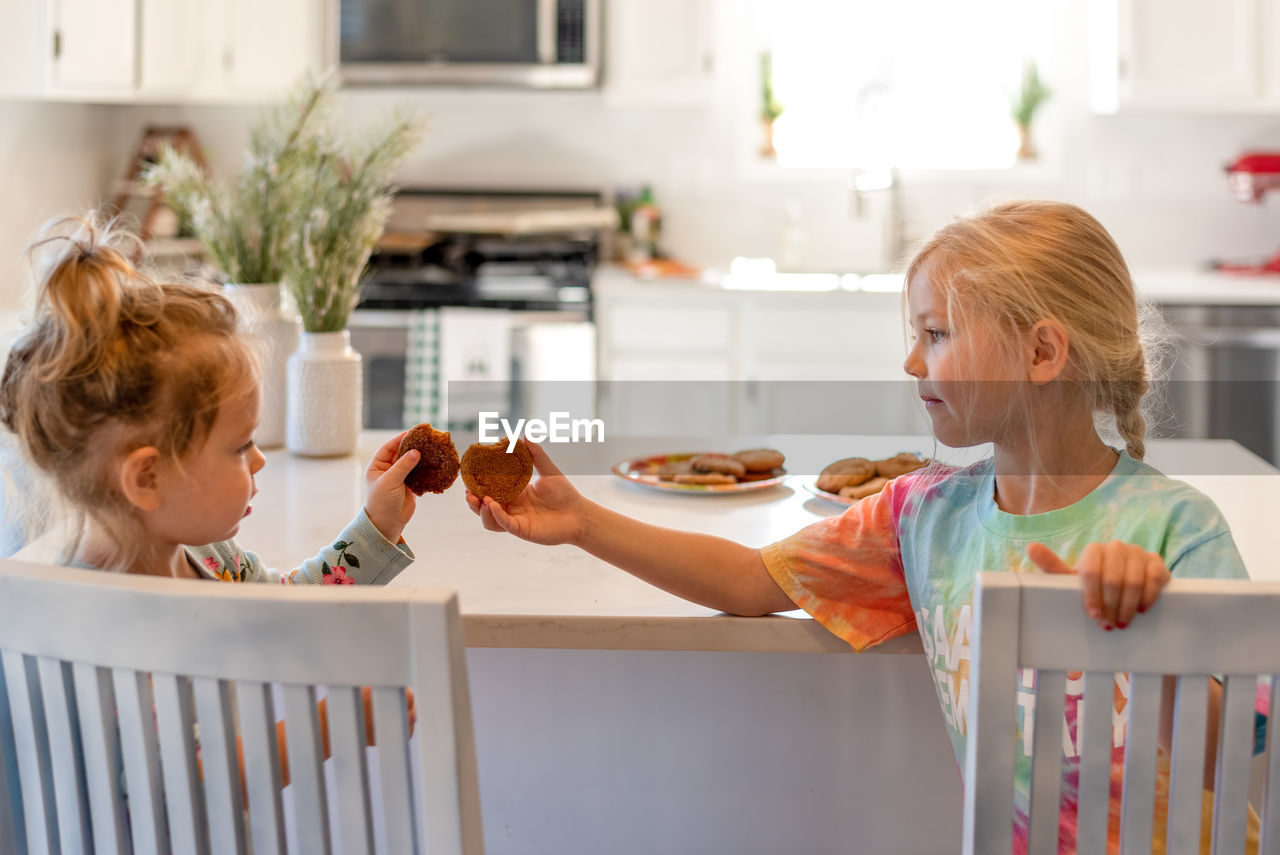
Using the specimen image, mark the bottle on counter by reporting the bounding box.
[629,185,661,263]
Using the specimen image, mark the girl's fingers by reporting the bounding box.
[484,496,524,536]
[525,440,564,477]
[381,448,419,484]
[1026,542,1074,574]
[1139,555,1171,613]
[370,431,409,469]
[1075,543,1104,623]
[1097,542,1128,628]
[1114,547,1147,628]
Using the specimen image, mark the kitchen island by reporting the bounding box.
[238,432,1279,855]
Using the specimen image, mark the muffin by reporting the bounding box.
[395,423,460,495]
[460,438,535,504]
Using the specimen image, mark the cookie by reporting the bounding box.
[690,454,746,478]
[739,467,785,482]
[657,460,694,481]
[839,476,888,501]
[460,438,535,504]
[876,452,929,479]
[674,472,737,485]
[731,448,786,473]
[815,457,875,493]
[396,423,460,495]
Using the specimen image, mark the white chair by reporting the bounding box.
[965,572,1279,855]
[0,558,483,855]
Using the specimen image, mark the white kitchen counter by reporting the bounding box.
[238,432,1280,650]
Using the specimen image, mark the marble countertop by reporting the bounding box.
[234,432,1280,654]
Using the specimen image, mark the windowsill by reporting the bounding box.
[735,150,1064,187]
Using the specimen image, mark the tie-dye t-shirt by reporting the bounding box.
[762,451,1252,854]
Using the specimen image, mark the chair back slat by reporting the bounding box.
[371,686,418,855]
[112,668,167,854]
[1076,670,1115,853]
[327,686,377,854]
[1211,676,1257,855]
[3,651,56,855]
[152,673,208,855]
[1119,672,1161,853]
[410,598,484,855]
[1028,669,1066,853]
[1263,676,1280,855]
[70,663,128,855]
[235,680,286,855]
[0,658,27,854]
[36,657,91,853]
[282,684,333,855]
[1166,676,1211,855]
[192,676,246,854]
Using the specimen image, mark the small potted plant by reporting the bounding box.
[142,83,331,449]
[1010,61,1051,161]
[276,77,426,457]
[760,51,785,159]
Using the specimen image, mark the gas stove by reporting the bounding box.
[356,188,613,314]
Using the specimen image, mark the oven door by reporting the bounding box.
[348,310,412,430]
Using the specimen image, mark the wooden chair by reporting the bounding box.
[965,572,1279,855]
[0,558,483,855]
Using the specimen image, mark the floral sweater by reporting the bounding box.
[186,509,413,585]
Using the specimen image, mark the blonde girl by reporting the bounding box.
[468,201,1254,853]
[1,214,422,581]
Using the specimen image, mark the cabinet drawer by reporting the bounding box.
[605,305,733,352]
[749,307,905,360]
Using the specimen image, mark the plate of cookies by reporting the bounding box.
[611,448,788,494]
[805,452,930,506]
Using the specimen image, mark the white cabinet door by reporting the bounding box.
[603,0,715,105]
[51,0,136,95]
[138,0,204,96]
[222,0,319,99]
[1091,0,1268,112]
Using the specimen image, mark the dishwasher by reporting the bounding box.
[1159,304,1280,464]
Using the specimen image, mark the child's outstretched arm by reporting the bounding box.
[465,442,796,617]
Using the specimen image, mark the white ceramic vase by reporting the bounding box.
[286,330,363,457]
[224,283,300,449]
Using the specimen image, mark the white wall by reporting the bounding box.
[0,101,115,318]
[7,0,1280,314]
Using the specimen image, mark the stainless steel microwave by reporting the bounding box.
[331,0,601,88]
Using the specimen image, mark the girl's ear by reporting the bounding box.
[1027,319,1069,385]
[118,446,164,512]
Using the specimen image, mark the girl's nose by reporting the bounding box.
[250,445,267,473]
[903,344,925,379]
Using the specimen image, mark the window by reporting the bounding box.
[761,0,1050,170]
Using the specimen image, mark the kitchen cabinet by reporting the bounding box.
[1090,0,1280,112]
[602,0,715,105]
[0,0,319,103]
[594,269,926,436]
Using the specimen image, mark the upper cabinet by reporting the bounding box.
[1090,0,1280,112]
[0,0,321,103]
[603,0,716,105]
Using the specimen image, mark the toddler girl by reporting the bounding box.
[0,214,422,582]
[469,201,1255,853]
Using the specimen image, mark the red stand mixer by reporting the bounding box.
[1219,151,1280,274]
